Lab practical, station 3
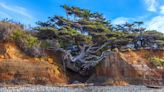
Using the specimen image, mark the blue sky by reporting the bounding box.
[0,0,164,33]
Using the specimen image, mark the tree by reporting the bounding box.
[61,4,73,19]
[133,21,144,34]
[35,5,164,75]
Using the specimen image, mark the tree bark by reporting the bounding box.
[56,41,111,76]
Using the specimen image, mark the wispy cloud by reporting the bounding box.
[112,17,129,25]
[146,16,164,33]
[112,16,147,25]
[144,0,158,12]
[112,15,164,33]
[160,5,164,14]
[0,3,32,19]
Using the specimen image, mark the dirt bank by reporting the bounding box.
[87,49,163,86]
[0,42,67,85]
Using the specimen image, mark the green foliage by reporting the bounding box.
[11,30,39,48]
[40,39,52,48]
[149,57,164,67]
[0,21,22,41]
[36,27,58,39]
[63,27,80,36]
[156,40,164,45]
[35,5,164,50]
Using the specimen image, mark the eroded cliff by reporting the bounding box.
[87,49,163,86]
[0,41,163,86]
[0,42,68,85]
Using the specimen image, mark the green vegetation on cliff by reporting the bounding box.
[0,5,163,59]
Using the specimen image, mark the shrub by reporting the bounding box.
[12,30,39,48]
[11,30,44,57]
[149,57,164,67]
[36,27,58,40]
[0,22,21,41]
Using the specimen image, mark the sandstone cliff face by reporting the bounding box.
[87,49,163,86]
[0,42,67,85]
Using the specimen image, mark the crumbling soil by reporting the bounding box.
[0,42,68,85]
[87,49,163,86]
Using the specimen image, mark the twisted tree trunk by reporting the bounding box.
[56,41,112,76]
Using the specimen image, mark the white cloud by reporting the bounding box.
[144,0,158,12]
[112,16,147,25]
[160,5,164,14]
[0,3,32,19]
[112,17,129,25]
[146,16,164,33]
[112,16,164,33]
